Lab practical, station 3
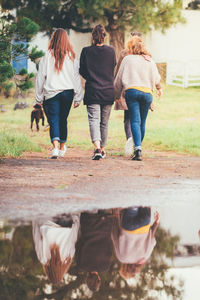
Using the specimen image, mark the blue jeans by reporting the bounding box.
[43,90,74,143]
[125,89,153,149]
[121,207,151,231]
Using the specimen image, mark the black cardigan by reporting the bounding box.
[80,45,116,105]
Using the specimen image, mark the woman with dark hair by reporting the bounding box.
[35,28,83,158]
[80,24,116,160]
[115,36,162,161]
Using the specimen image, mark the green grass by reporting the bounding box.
[0,130,41,157]
[0,84,200,157]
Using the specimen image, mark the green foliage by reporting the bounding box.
[75,0,185,33]
[1,0,92,36]
[1,0,185,36]
[1,81,14,98]
[18,68,27,75]
[0,9,44,95]
[0,130,42,157]
[29,45,44,62]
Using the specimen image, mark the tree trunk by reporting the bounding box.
[109,28,124,62]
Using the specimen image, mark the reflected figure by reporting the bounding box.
[32,214,80,284]
[76,210,114,292]
[112,207,159,279]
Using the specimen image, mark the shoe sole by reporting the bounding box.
[51,155,58,159]
[132,157,142,161]
[92,154,102,160]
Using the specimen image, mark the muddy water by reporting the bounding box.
[0,203,200,300]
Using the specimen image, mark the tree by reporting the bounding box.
[75,0,185,58]
[0,0,91,36]
[0,8,44,96]
[1,0,185,59]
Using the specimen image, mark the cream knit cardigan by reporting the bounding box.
[114,54,161,99]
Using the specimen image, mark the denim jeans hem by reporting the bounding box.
[60,140,66,143]
[51,137,60,143]
[134,145,142,151]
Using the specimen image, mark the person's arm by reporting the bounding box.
[114,50,126,78]
[153,62,163,99]
[73,59,83,108]
[150,211,160,236]
[35,54,47,104]
[79,48,88,80]
[114,58,125,100]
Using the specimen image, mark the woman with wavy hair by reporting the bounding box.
[114,36,162,161]
[112,207,159,280]
[35,28,83,158]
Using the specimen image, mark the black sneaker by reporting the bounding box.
[101,150,106,159]
[92,149,102,160]
[132,149,142,161]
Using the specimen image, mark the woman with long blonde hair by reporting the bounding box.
[115,36,162,161]
[35,28,83,158]
[112,207,159,279]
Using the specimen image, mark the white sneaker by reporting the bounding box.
[124,137,133,157]
[51,148,59,159]
[58,145,67,157]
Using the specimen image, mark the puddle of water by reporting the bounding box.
[0,203,200,300]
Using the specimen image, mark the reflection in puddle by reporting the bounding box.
[0,205,200,300]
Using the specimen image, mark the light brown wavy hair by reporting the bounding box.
[43,244,72,284]
[126,36,152,57]
[48,28,75,73]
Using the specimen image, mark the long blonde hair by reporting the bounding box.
[43,244,72,284]
[126,36,151,57]
[48,28,75,72]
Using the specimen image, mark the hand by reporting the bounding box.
[154,211,160,225]
[73,102,80,108]
[157,88,163,99]
[150,103,154,111]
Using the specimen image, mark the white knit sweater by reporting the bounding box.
[114,55,161,99]
[35,50,83,104]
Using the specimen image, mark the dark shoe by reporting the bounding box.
[101,150,106,159]
[92,149,102,160]
[132,149,142,161]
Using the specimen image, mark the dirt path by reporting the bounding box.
[0,148,200,220]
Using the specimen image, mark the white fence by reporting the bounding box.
[166,60,200,88]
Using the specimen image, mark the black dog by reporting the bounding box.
[31,103,45,131]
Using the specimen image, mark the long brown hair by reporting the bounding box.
[43,243,72,284]
[48,28,75,72]
[126,36,152,57]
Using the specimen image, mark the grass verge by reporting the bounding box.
[0,130,42,158]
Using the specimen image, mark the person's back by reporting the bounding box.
[76,212,113,272]
[118,54,160,92]
[80,44,115,89]
[79,24,116,160]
